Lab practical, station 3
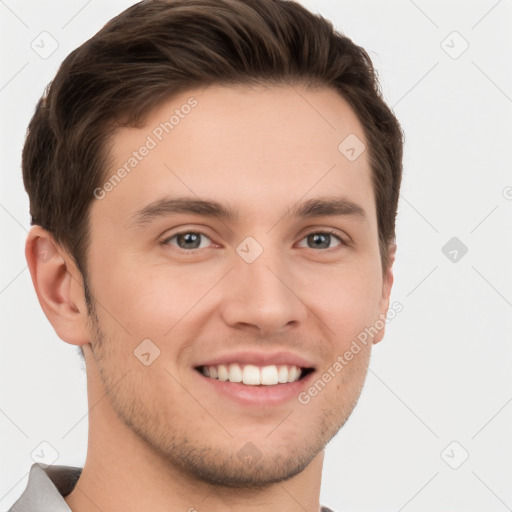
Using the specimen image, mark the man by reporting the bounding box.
[11,0,403,510]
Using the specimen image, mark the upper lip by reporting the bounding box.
[195,350,316,369]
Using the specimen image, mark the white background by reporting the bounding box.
[1,1,511,511]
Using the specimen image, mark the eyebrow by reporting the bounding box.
[128,195,367,228]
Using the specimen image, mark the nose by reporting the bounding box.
[219,246,308,336]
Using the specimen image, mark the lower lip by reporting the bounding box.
[194,369,316,406]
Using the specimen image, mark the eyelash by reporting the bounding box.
[161,229,347,252]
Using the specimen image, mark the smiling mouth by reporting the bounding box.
[195,363,314,386]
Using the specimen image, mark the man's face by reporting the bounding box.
[84,84,393,487]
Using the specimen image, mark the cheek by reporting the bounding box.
[90,234,384,343]
[308,263,383,333]
[89,246,216,338]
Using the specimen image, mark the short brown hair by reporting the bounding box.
[23,0,403,282]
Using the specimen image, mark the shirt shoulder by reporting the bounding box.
[8,463,82,512]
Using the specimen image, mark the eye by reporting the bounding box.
[162,229,347,252]
[297,230,345,250]
[162,231,213,250]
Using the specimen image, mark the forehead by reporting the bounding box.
[92,84,376,229]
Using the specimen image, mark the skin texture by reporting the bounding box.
[26,84,395,512]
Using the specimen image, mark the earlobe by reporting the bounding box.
[374,242,397,345]
[25,226,89,346]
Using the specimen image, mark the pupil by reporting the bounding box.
[178,233,201,249]
[176,233,331,250]
[309,233,329,249]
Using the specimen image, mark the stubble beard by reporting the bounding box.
[83,278,367,489]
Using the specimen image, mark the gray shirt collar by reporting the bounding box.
[9,463,82,512]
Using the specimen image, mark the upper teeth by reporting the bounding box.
[201,363,302,386]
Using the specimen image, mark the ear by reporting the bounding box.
[373,242,397,345]
[25,226,90,346]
